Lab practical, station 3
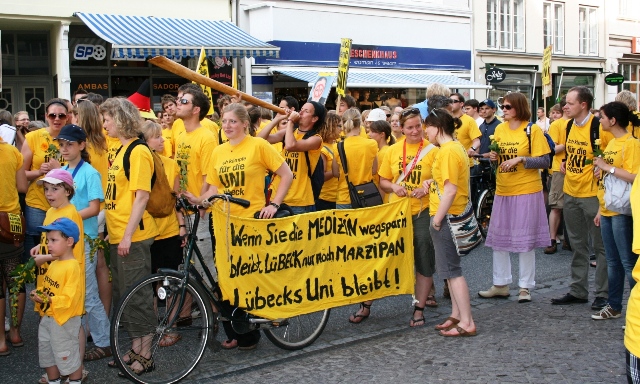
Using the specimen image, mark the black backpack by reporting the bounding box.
[525,123,556,167]
[565,116,600,152]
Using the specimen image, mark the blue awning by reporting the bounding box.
[75,12,280,60]
[270,67,490,89]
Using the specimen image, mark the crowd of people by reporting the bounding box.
[1,82,640,382]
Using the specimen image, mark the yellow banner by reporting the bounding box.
[212,199,415,320]
[194,48,215,115]
[336,38,352,97]
[542,45,553,97]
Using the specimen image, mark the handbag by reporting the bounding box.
[604,173,632,215]
[0,212,26,247]
[433,181,482,256]
[337,141,383,208]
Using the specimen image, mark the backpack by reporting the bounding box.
[525,123,555,167]
[118,138,176,218]
[565,116,600,153]
[301,131,326,202]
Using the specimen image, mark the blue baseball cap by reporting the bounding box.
[479,99,497,109]
[55,124,87,143]
[38,218,80,244]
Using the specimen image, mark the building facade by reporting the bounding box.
[605,0,640,106]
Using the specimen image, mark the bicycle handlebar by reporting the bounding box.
[176,194,250,212]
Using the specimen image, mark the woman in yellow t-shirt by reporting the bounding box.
[21,99,68,263]
[390,112,403,141]
[317,113,342,211]
[332,109,378,209]
[592,102,640,322]
[378,107,438,327]
[423,108,476,337]
[369,120,396,202]
[479,92,551,304]
[193,103,293,351]
[100,98,159,374]
[626,141,640,382]
[0,139,27,354]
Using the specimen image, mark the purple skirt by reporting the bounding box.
[485,191,551,252]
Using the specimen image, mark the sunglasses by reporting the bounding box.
[48,113,68,120]
[177,98,191,105]
[500,104,513,110]
[401,108,421,118]
[385,114,391,117]
[450,99,462,103]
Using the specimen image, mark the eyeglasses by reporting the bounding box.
[385,114,391,117]
[177,98,191,105]
[450,99,462,103]
[48,113,67,120]
[401,108,420,118]
[500,104,513,110]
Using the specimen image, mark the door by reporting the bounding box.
[0,79,52,121]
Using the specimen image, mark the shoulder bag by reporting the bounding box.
[337,141,383,208]
[433,181,482,256]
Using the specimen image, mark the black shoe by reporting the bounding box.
[551,293,588,305]
[590,254,596,261]
[591,297,607,310]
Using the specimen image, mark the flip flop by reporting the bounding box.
[159,333,182,348]
[434,317,460,330]
[439,326,477,337]
[221,339,238,350]
[0,348,10,356]
[8,338,24,347]
[425,295,438,308]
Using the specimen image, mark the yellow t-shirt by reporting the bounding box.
[548,117,568,173]
[154,154,180,240]
[429,141,469,216]
[104,141,159,244]
[493,122,550,196]
[161,128,174,158]
[25,129,67,211]
[319,143,338,203]
[105,134,122,167]
[454,114,481,167]
[206,135,285,218]
[172,118,220,153]
[36,204,85,297]
[626,171,640,357]
[633,167,640,254]
[174,127,217,195]
[378,139,438,215]
[563,116,608,198]
[87,144,109,211]
[335,136,379,205]
[597,134,640,217]
[277,131,322,207]
[35,258,85,325]
[0,142,23,214]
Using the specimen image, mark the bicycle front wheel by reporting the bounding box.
[476,188,494,238]
[263,309,330,350]
[110,272,213,384]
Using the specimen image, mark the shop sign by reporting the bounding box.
[350,44,398,68]
[71,76,109,97]
[153,78,186,92]
[605,73,625,86]
[74,44,107,61]
[485,67,506,83]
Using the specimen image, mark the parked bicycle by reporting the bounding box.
[110,195,331,384]
[470,156,496,238]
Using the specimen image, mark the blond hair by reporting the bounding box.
[615,90,638,112]
[341,108,361,135]
[99,98,142,139]
[426,83,451,99]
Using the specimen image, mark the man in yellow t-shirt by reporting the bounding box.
[552,86,608,310]
[449,93,481,167]
[545,98,569,254]
[173,85,218,280]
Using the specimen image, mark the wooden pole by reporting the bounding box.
[148,56,286,115]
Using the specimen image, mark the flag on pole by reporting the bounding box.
[194,48,215,115]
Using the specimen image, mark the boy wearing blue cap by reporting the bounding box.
[30,218,85,384]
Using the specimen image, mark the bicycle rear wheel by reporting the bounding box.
[476,189,494,238]
[263,309,331,350]
[110,272,213,384]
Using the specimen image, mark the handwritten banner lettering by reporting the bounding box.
[213,199,415,319]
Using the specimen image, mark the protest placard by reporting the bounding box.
[307,72,336,106]
[194,48,215,115]
[336,38,352,98]
[212,199,415,319]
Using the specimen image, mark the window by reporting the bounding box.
[543,2,564,54]
[579,6,598,56]
[487,0,525,51]
[620,64,639,110]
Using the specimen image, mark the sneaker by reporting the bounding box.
[518,288,531,303]
[591,296,608,310]
[478,285,510,298]
[591,304,621,320]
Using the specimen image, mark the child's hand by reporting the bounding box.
[30,245,40,257]
[29,289,43,303]
[32,253,51,267]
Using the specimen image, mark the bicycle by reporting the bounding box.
[470,155,496,238]
[110,194,331,384]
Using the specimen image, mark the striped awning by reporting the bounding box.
[270,67,490,89]
[75,12,280,60]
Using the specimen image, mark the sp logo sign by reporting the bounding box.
[74,44,107,61]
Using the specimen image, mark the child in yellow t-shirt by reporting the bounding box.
[30,218,84,384]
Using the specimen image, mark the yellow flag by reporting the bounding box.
[194,48,215,115]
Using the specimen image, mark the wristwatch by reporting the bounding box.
[270,202,281,209]
[471,146,477,151]
[610,167,616,175]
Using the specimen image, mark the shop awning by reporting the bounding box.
[75,12,280,60]
[269,67,490,89]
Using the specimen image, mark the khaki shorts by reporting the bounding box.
[548,172,565,209]
[38,315,81,376]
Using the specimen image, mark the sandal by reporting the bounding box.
[118,354,155,377]
[221,339,238,350]
[410,305,425,327]
[348,302,372,324]
[439,325,477,337]
[108,349,136,368]
[425,295,438,308]
[159,333,182,347]
[434,317,460,331]
[84,345,112,361]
